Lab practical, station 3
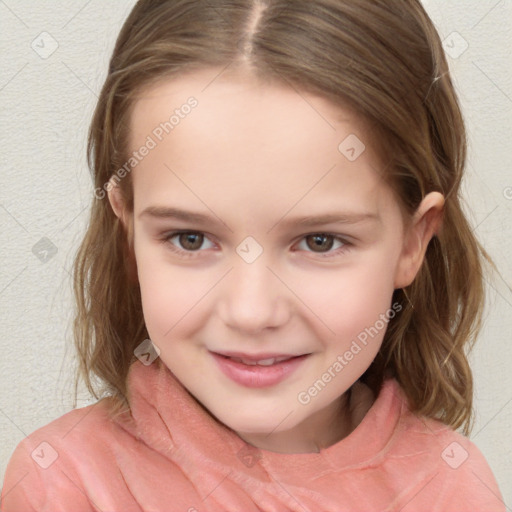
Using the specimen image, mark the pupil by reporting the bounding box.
[310,235,332,252]
[181,233,202,250]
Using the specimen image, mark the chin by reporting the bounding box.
[217,405,302,437]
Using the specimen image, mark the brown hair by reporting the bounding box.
[73,0,493,434]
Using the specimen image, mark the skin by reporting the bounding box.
[109,67,444,454]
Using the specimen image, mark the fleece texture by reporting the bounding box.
[1,358,506,511]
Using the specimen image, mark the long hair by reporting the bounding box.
[73,0,493,434]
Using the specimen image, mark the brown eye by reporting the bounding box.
[162,231,215,257]
[305,234,335,252]
[177,232,204,251]
[295,233,350,258]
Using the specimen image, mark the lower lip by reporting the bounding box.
[211,352,309,388]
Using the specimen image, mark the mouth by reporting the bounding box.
[214,351,306,366]
[210,351,311,388]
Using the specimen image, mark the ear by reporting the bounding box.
[107,179,138,283]
[107,178,129,225]
[394,192,445,289]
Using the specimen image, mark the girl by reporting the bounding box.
[1,0,506,510]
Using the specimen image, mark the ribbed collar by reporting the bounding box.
[114,358,404,489]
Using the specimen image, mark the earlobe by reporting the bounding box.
[394,192,445,289]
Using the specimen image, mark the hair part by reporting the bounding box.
[73,0,493,433]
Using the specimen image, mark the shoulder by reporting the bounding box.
[1,398,129,511]
[4,396,120,461]
[1,397,198,511]
[386,381,506,511]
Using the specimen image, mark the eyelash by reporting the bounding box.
[159,230,352,259]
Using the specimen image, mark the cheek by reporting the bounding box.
[302,262,397,393]
[134,244,192,338]
[301,253,399,338]
[134,243,221,346]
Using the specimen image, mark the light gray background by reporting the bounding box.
[1,0,511,506]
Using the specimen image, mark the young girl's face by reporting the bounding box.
[111,68,441,453]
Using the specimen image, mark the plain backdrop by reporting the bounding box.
[1,0,511,505]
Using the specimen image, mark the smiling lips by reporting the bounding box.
[210,351,310,387]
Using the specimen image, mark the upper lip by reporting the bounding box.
[211,351,307,362]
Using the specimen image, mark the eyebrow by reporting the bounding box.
[139,206,380,229]
[140,207,226,225]
[278,211,380,227]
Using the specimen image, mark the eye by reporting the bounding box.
[162,231,215,257]
[295,234,350,258]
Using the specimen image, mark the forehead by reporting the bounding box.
[130,68,371,149]
[128,68,393,221]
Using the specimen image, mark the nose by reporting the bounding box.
[217,256,291,335]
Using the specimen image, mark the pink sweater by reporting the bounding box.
[1,359,505,511]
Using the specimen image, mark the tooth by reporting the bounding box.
[256,358,276,366]
[229,356,288,366]
[232,358,258,365]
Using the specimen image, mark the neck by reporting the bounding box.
[237,387,363,454]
